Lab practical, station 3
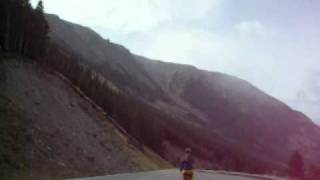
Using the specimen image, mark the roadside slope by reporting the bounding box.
[1,59,170,178]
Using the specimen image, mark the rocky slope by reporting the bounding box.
[0,59,170,178]
[45,14,320,174]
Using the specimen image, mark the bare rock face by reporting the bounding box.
[46,14,320,174]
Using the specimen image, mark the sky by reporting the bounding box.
[31,0,320,124]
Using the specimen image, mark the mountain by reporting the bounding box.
[136,56,320,170]
[46,15,164,102]
[45,14,320,174]
[0,59,170,178]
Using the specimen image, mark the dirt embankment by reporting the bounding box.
[2,59,170,178]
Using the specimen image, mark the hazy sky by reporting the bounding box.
[31,0,320,124]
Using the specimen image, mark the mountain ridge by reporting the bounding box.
[45,14,320,174]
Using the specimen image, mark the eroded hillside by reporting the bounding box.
[0,59,170,178]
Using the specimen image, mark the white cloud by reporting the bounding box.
[236,21,265,36]
[141,20,318,104]
[142,28,250,77]
[34,0,219,33]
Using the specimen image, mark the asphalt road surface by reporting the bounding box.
[72,169,282,180]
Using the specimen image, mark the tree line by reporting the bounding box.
[0,0,48,58]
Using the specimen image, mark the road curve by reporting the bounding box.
[71,169,282,180]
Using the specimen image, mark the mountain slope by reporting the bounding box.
[45,14,320,174]
[46,15,165,102]
[0,59,170,178]
[137,57,320,165]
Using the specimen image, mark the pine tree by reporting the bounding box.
[33,0,48,57]
[0,0,48,57]
[288,151,305,179]
[35,0,44,13]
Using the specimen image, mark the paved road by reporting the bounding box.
[72,169,280,180]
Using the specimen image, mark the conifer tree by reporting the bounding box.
[36,0,44,12]
[288,151,305,179]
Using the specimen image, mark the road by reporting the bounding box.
[72,169,283,180]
